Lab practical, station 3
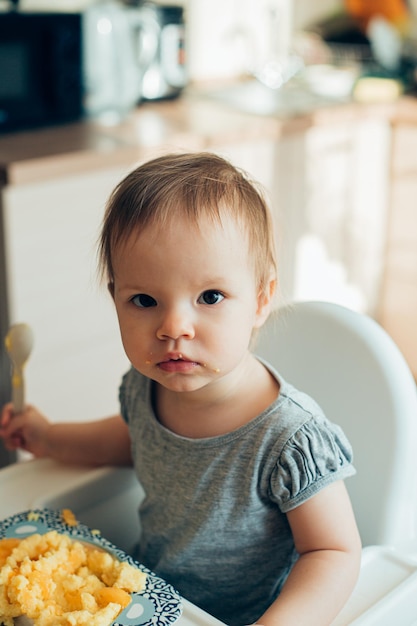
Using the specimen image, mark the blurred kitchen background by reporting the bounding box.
[1,0,417,465]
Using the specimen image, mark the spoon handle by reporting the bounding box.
[11,365,25,413]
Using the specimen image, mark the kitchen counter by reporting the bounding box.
[2,86,417,186]
[0,94,281,186]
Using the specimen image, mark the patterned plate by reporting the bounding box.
[0,508,182,626]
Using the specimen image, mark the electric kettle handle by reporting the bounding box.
[128,8,161,68]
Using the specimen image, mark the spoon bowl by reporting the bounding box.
[4,323,34,413]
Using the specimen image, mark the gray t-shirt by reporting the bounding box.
[119,361,355,626]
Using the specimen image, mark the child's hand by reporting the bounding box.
[0,403,52,457]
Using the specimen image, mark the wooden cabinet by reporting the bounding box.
[379,124,417,378]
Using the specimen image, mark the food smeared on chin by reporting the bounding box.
[0,530,146,626]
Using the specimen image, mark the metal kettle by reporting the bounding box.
[83,0,142,123]
[128,2,187,101]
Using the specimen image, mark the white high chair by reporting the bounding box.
[255,300,417,624]
[255,300,417,549]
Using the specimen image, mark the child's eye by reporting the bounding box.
[198,290,224,305]
[131,294,157,308]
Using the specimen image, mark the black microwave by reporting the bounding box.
[0,12,83,133]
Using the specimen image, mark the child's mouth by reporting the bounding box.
[158,357,198,373]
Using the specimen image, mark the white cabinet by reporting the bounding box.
[3,166,132,422]
[215,116,391,316]
[274,117,391,315]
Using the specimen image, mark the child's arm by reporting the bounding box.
[0,403,132,467]
[257,480,361,626]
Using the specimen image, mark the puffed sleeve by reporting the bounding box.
[270,417,356,513]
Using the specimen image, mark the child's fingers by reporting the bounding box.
[1,418,26,450]
[0,410,23,439]
[0,403,14,428]
[3,433,24,451]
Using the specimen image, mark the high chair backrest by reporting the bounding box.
[255,300,417,547]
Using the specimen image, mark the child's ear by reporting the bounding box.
[254,277,276,328]
[108,282,115,300]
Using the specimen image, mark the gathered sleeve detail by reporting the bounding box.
[270,418,355,513]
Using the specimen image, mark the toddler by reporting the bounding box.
[0,152,361,626]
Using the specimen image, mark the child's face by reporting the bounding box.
[111,212,272,395]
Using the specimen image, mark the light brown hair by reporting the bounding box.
[99,152,277,294]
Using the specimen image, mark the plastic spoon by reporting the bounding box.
[4,323,34,413]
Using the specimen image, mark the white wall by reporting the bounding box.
[185,0,343,82]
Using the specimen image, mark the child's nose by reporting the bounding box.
[156,306,195,341]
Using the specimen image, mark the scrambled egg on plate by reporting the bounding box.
[0,530,146,626]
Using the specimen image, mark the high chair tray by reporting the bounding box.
[332,545,417,625]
